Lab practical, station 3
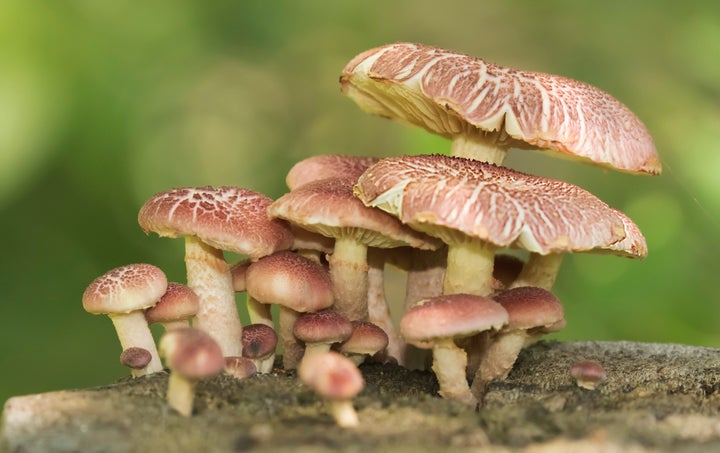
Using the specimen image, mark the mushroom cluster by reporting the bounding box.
[81,42,658,421]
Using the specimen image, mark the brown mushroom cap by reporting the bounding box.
[138,186,293,260]
[159,327,225,380]
[400,294,508,348]
[270,177,440,251]
[570,360,607,390]
[492,286,564,332]
[120,347,153,370]
[355,154,630,255]
[241,324,278,360]
[339,321,389,357]
[298,350,364,400]
[224,356,258,379]
[245,251,334,313]
[293,310,354,346]
[286,155,381,191]
[83,263,168,314]
[341,42,660,175]
[145,282,199,325]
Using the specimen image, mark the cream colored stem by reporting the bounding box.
[166,372,196,417]
[511,253,564,290]
[471,331,526,402]
[444,238,496,296]
[279,307,302,370]
[247,295,273,327]
[185,236,242,357]
[327,237,369,321]
[331,400,359,428]
[431,337,477,406]
[367,250,405,365]
[404,248,446,311]
[451,134,507,165]
[110,311,162,377]
[161,320,190,331]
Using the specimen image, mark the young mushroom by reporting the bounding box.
[241,323,278,374]
[400,293,508,406]
[245,251,335,369]
[145,282,199,331]
[337,321,389,366]
[224,356,258,380]
[82,263,167,377]
[293,309,353,361]
[341,42,660,175]
[159,327,225,416]
[298,350,365,428]
[138,186,293,357]
[570,360,607,390]
[120,347,153,375]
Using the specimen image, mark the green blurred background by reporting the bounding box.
[1,1,718,405]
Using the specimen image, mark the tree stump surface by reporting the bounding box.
[3,341,720,452]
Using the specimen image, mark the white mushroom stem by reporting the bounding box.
[278,307,302,370]
[184,236,242,357]
[431,337,477,406]
[303,342,334,357]
[367,251,405,365]
[470,331,526,401]
[247,294,274,327]
[166,372,196,417]
[403,248,446,311]
[109,311,162,377]
[450,134,507,165]
[444,237,496,296]
[331,399,359,428]
[327,236,369,321]
[510,253,564,290]
[161,320,190,331]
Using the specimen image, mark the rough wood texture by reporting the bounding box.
[4,341,720,452]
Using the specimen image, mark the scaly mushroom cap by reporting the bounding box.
[145,282,199,324]
[286,155,381,190]
[120,347,153,370]
[138,186,294,260]
[159,327,225,380]
[83,263,168,314]
[269,177,440,250]
[341,42,660,175]
[241,323,279,360]
[293,310,354,346]
[400,294,508,348]
[339,321,389,357]
[355,154,634,255]
[492,286,564,332]
[245,251,334,313]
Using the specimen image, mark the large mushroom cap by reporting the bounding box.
[400,294,508,348]
[355,154,634,255]
[83,263,168,314]
[138,186,294,260]
[341,42,660,175]
[269,177,440,250]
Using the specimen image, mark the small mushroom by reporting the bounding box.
[159,327,224,417]
[145,282,199,331]
[224,356,257,380]
[241,323,278,373]
[120,347,153,374]
[400,294,508,406]
[82,263,167,377]
[293,309,354,360]
[570,360,607,390]
[298,351,365,428]
[338,321,389,366]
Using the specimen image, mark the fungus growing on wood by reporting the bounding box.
[145,282,199,331]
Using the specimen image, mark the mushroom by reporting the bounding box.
[293,309,353,359]
[298,350,365,428]
[120,347,153,374]
[400,293,508,406]
[138,186,293,357]
[570,360,607,390]
[269,177,440,322]
[245,251,334,369]
[82,263,167,377]
[341,42,660,175]
[470,286,565,401]
[145,282,199,331]
[158,327,225,417]
[355,154,635,297]
[338,321,389,366]
[241,323,278,373]
[229,259,251,292]
[285,154,381,190]
[224,356,258,380]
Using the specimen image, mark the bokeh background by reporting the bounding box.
[1,1,718,406]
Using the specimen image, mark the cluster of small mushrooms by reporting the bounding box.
[82,42,659,426]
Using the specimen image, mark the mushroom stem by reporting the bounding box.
[510,253,564,290]
[184,236,243,357]
[279,307,302,370]
[471,331,526,399]
[247,294,274,327]
[327,236,369,321]
[367,250,405,365]
[166,372,196,417]
[403,248,446,311]
[110,311,162,377]
[450,134,507,165]
[303,342,333,357]
[162,320,190,331]
[444,238,496,296]
[331,400,359,428]
[431,337,477,406]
